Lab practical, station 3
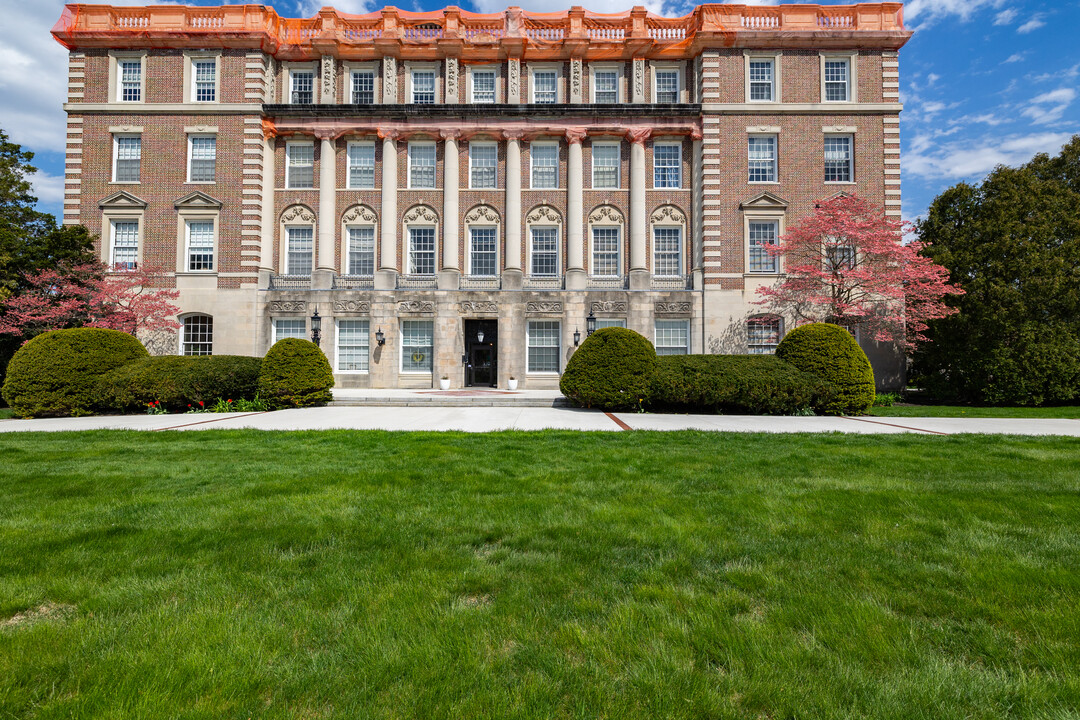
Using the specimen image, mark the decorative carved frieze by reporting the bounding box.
[651,205,687,225]
[591,301,627,313]
[334,300,370,313]
[320,55,336,103]
[459,300,498,314]
[269,300,306,313]
[526,205,562,225]
[403,204,438,224]
[281,205,315,223]
[383,56,397,103]
[264,59,276,102]
[526,301,563,313]
[507,58,520,102]
[464,204,500,225]
[633,58,645,102]
[588,204,625,224]
[570,58,582,102]
[445,57,459,101]
[655,302,692,315]
[398,300,435,313]
[342,204,377,224]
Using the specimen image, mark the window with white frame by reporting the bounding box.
[655,319,689,356]
[348,143,375,189]
[408,226,436,274]
[290,70,314,104]
[185,220,214,271]
[118,59,142,102]
[193,59,216,102]
[347,226,375,276]
[527,320,560,373]
[748,135,777,183]
[286,142,314,189]
[530,227,558,277]
[653,226,682,277]
[470,143,497,189]
[285,226,313,275]
[592,142,619,189]
[748,221,779,273]
[469,227,498,276]
[824,135,853,183]
[655,68,680,103]
[182,315,213,355]
[187,135,216,183]
[401,319,433,373]
[593,68,618,103]
[531,143,558,188]
[827,244,856,272]
[748,59,774,101]
[654,143,681,188]
[110,220,139,269]
[532,70,557,104]
[274,318,306,343]
[748,317,781,354]
[337,319,370,372]
[409,142,436,188]
[591,226,620,277]
[351,70,375,103]
[824,58,850,102]
[113,135,141,182]
[472,69,496,103]
[412,70,436,104]
[594,318,625,330]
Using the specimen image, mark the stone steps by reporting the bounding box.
[329,391,570,408]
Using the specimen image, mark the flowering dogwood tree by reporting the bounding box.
[755,194,963,352]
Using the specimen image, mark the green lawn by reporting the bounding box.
[872,404,1080,418]
[2,431,1078,719]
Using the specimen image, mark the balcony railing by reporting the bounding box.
[523,275,564,290]
[650,274,693,290]
[269,275,311,290]
[397,274,437,289]
[333,274,374,289]
[587,275,627,290]
[459,275,501,290]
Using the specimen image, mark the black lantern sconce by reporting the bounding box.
[310,309,322,347]
[375,327,386,346]
[586,309,596,337]
[573,328,581,346]
[477,328,485,344]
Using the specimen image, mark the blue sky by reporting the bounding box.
[2,0,1077,227]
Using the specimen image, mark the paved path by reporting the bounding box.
[2,407,1079,435]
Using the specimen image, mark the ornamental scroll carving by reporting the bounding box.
[334,300,370,313]
[526,205,562,225]
[651,205,687,225]
[383,57,397,102]
[526,301,563,313]
[342,204,377,224]
[403,205,438,224]
[269,300,306,313]
[633,58,645,102]
[591,301,627,313]
[459,301,498,314]
[445,58,459,100]
[281,205,316,223]
[264,59,277,102]
[398,300,435,313]
[570,59,582,101]
[464,205,500,225]
[508,58,520,102]
[321,55,337,103]
[588,205,625,225]
[655,302,692,315]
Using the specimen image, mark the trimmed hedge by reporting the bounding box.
[649,354,839,415]
[776,323,875,414]
[96,355,262,413]
[1,328,148,418]
[257,338,334,408]
[560,327,657,410]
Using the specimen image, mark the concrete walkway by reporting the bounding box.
[2,406,1080,435]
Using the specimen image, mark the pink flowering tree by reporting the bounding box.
[755,194,964,353]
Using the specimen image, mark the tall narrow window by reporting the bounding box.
[472,69,496,103]
[401,320,433,373]
[653,227,682,277]
[591,227,620,277]
[470,143,497,189]
[827,245,856,271]
[592,143,619,189]
[748,221,778,273]
[119,59,142,102]
[593,69,618,103]
[348,143,375,189]
[824,59,850,101]
[655,320,689,356]
[530,227,558,276]
[469,227,497,276]
[274,318,307,342]
[748,317,781,354]
[654,143,681,188]
[351,70,374,103]
[193,59,216,102]
[286,143,314,189]
[182,315,213,355]
[655,69,679,102]
[527,321,560,373]
[409,143,436,189]
[337,319,370,372]
[188,136,216,182]
[748,135,777,183]
[110,220,138,269]
[186,220,214,271]
[114,135,141,182]
[824,135,853,182]
[290,70,314,104]
[531,143,558,188]
[533,70,556,103]
[412,70,436,104]
[347,226,375,276]
[286,226,313,275]
[408,227,436,274]
[749,59,774,101]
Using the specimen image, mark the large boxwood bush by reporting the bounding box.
[96,355,262,413]
[776,322,875,414]
[560,327,657,410]
[257,338,334,408]
[649,354,838,415]
[1,328,148,418]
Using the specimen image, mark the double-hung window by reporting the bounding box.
[532,70,557,104]
[592,143,619,189]
[655,69,679,103]
[193,59,216,102]
[119,59,142,102]
[188,136,216,183]
[531,143,558,188]
[285,226,313,275]
[654,143,681,188]
[401,320,433,373]
[594,318,626,330]
[470,143,497,189]
[409,143,436,188]
[748,317,781,354]
[591,227,620,277]
[274,318,307,343]
[113,135,141,182]
[827,245,856,272]
[348,143,375,189]
[748,135,777,183]
[408,227,436,275]
[347,227,375,276]
[286,142,314,189]
[527,321,560,373]
[469,227,497,276]
[351,70,375,103]
[472,69,496,103]
[110,220,139,269]
[824,58,850,101]
[337,319,370,372]
[655,320,689,356]
[182,315,213,355]
[412,70,436,104]
[653,227,682,277]
[186,220,214,271]
[530,227,558,277]
[749,59,774,101]
[748,221,778,273]
[290,70,314,104]
[593,68,618,103]
[824,135,853,183]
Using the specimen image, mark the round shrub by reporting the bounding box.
[776,322,875,414]
[96,355,263,413]
[1,328,148,418]
[559,327,657,410]
[257,338,334,409]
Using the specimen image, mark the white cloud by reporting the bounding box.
[1003,52,1027,63]
[902,0,1006,25]
[926,73,941,86]
[1017,14,1046,33]
[993,7,1018,25]
[297,0,373,15]
[471,0,670,13]
[29,170,65,205]
[906,131,1076,179]
[1020,87,1076,125]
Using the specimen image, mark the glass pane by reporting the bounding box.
[594,70,617,102]
[115,136,141,182]
[189,136,216,182]
[349,144,375,188]
[473,71,495,103]
[112,221,138,269]
[592,144,619,188]
[410,144,436,188]
[656,70,679,102]
[532,144,558,188]
[409,227,436,274]
[654,144,681,188]
[182,315,213,355]
[402,320,433,372]
[187,221,214,271]
[337,319,370,371]
[527,321,560,373]
[352,72,374,103]
[348,226,375,276]
[291,71,313,103]
[748,221,778,273]
[274,319,306,342]
[748,318,780,354]
[748,136,776,182]
[470,227,497,276]
[286,226,313,275]
[530,227,558,276]
[288,144,314,188]
[653,227,682,276]
[194,60,215,101]
[534,71,556,103]
[120,61,141,101]
[470,144,497,188]
[655,320,688,355]
[591,227,620,276]
[825,60,848,101]
[824,136,852,182]
[412,71,435,103]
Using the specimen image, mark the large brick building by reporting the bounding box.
[52,2,911,389]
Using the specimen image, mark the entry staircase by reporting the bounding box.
[330,388,569,408]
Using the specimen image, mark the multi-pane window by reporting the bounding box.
[182,315,213,355]
[274,318,306,343]
[527,320,560,373]
[408,227,436,274]
[591,227,620,277]
[110,220,138,269]
[592,143,619,189]
[119,59,142,101]
[748,135,777,183]
[827,245,856,272]
[286,143,314,189]
[824,59,850,101]
[186,221,214,271]
[114,135,141,182]
[337,319,370,372]
[470,227,498,276]
[412,70,436,104]
[290,70,314,104]
[824,135,853,182]
[655,320,689,356]
[531,143,558,188]
[653,227,682,277]
[655,69,679,103]
[593,69,618,103]
[749,59,774,101]
[188,136,216,182]
[409,143,436,188]
[654,143,681,188]
[530,227,558,277]
[748,317,781,354]
[748,221,779,273]
[351,71,374,103]
[594,318,626,330]
[285,226,313,275]
[347,226,375,276]
[193,59,216,102]
[472,70,496,103]
[401,320,433,373]
[533,70,557,103]
[348,143,375,188]
[470,143,497,189]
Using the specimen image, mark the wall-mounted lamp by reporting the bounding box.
[375,327,386,346]
[573,328,581,346]
[586,309,596,337]
[310,309,322,347]
[477,329,485,344]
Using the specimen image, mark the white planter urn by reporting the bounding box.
[507,378,519,391]
[439,377,451,390]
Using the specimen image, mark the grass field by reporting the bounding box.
[872,404,1080,418]
[2,430,1078,719]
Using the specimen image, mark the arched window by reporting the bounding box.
[181,314,213,355]
[747,315,781,355]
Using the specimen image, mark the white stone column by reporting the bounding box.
[377,129,399,290]
[258,134,276,288]
[315,134,337,287]
[439,129,460,289]
[691,129,704,290]
[628,128,650,290]
[503,131,523,288]
[565,128,587,290]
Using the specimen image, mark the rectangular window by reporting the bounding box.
[412,70,436,104]
[531,143,558,189]
[119,59,141,102]
[186,220,214,271]
[188,136,216,183]
[290,70,314,104]
[824,135,853,183]
[653,227,682,277]
[286,226,313,275]
[193,59,216,102]
[110,220,138,269]
[748,317,781,354]
[748,135,777,183]
[472,69,496,103]
[401,320,433,373]
[748,221,778,273]
[591,226,620,277]
[527,320,560,373]
[594,318,625,330]
[409,142,436,189]
[470,143,497,189]
[182,316,213,355]
[655,320,689,356]
[408,226,436,275]
[286,142,314,189]
[593,69,618,103]
[351,70,374,103]
[337,319,370,372]
[469,227,498,276]
[749,59,774,101]
[348,143,375,189]
[827,245,856,271]
[654,143,681,188]
[592,143,619,189]
[347,226,375,276]
[114,135,141,183]
[530,227,558,277]
[533,70,556,104]
[824,59,850,101]
[655,69,679,103]
[274,318,306,343]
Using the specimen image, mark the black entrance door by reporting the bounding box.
[464,319,498,387]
